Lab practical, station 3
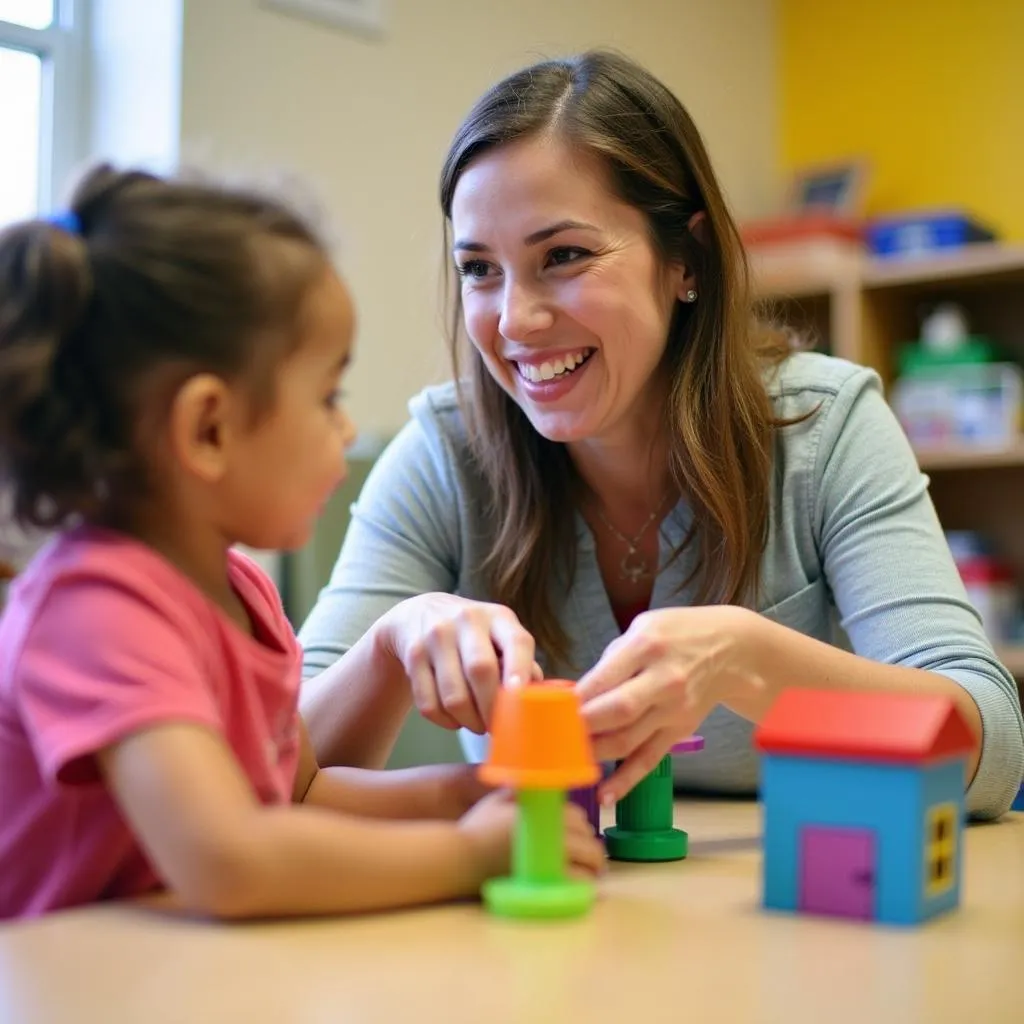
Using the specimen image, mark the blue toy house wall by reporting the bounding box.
[918,759,965,920]
[761,755,964,925]
[1012,783,1024,812]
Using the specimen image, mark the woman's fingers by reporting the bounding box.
[599,729,674,806]
[580,664,665,736]
[457,621,504,730]
[397,597,538,733]
[588,704,663,763]
[407,640,462,730]
[490,610,537,689]
[429,624,488,734]
[574,634,645,705]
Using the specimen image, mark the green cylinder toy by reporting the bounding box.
[604,736,704,862]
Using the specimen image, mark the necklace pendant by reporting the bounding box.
[620,547,651,583]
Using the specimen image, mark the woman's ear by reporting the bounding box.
[676,211,708,302]
[687,210,709,245]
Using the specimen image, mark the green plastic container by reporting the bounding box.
[604,754,688,862]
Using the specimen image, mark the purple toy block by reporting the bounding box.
[799,826,876,920]
[569,738,704,838]
[569,784,601,835]
[671,736,705,755]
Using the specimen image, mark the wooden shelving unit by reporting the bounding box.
[752,240,1024,692]
[914,442,1024,472]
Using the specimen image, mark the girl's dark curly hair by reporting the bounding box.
[0,163,328,529]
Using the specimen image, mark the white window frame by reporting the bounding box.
[0,0,89,215]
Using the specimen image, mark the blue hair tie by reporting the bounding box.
[45,210,82,236]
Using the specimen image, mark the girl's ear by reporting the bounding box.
[167,374,234,483]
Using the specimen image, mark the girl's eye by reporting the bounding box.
[457,259,492,280]
[325,388,345,409]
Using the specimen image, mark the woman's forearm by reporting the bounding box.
[733,611,984,779]
[300,620,414,769]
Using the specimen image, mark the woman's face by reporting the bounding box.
[450,137,691,447]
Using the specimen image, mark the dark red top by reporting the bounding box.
[612,599,650,634]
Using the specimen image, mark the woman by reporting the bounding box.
[298,50,1023,819]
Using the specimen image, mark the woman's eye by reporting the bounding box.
[548,246,589,267]
[457,259,492,280]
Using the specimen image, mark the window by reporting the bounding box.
[924,802,958,897]
[0,0,86,227]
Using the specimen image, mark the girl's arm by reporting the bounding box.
[290,721,490,820]
[97,724,504,920]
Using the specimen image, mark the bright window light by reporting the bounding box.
[0,45,42,226]
[0,1,53,30]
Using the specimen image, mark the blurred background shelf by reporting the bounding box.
[914,442,1024,471]
[753,243,1024,681]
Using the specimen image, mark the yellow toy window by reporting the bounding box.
[924,802,957,897]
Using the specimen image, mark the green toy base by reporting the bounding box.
[604,826,688,862]
[482,876,596,919]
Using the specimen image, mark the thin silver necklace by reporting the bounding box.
[596,493,674,584]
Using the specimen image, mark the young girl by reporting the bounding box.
[0,165,603,920]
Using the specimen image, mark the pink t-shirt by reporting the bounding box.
[0,526,303,919]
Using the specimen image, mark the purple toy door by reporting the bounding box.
[798,826,876,920]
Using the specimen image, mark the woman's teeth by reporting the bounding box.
[517,350,593,383]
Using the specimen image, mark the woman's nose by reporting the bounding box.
[498,280,555,340]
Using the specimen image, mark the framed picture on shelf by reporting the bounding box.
[260,0,386,37]
[785,158,870,218]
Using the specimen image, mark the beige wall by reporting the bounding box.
[180,0,779,437]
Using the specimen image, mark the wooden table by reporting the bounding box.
[0,801,1021,1024]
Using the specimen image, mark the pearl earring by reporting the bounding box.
[685,289,698,303]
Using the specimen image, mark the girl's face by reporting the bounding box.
[226,267,357,551]
[450,137,690,449]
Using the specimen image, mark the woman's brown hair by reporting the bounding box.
[439,50,793,667]
[0,163,328,530]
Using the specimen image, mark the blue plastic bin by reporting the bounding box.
[866,212,995,258]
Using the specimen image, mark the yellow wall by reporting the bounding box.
[779,0,1024,240]
[180,0,779,436]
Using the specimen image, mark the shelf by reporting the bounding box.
[750,238,862,299]
[914,442,1024,471]
[752,242,1024,299]
[863,243,1024,290]
[995,645,1024,678]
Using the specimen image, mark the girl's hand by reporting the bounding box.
[437,763,495,818]
[380,593,541,734]
[457,790,607,885]
[574,605,766,803]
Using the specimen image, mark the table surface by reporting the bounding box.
[1,800,1021,1024]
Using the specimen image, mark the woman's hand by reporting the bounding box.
[574,605,767,803]
[380,593,541,734]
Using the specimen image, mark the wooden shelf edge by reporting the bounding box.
[995,645,1024,678]
[863,242,1024,289]
[914,442,1024,471]
[752,242,1024,300]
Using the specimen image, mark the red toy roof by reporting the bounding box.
[753,688,976,764]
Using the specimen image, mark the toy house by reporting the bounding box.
[753,688,976,926]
